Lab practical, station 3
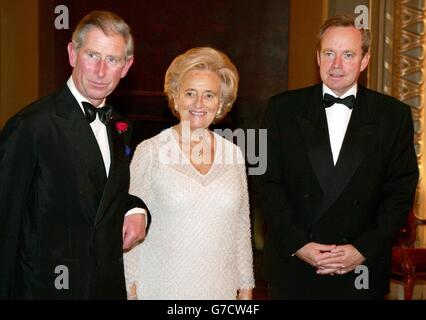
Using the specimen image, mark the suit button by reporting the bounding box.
[353,200,359,206]
[303,193,310,199]
[341,237,348,244]
[308,232,314,240]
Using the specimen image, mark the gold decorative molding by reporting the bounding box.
[392,0,426,246]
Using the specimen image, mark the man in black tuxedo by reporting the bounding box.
[0,11,149,299]
[258,15,419,299]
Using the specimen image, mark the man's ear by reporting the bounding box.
[67,42,77,68]
[316,50,321,67]
[120,55,134,78]
[360,52,370,72]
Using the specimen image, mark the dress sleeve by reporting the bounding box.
[128,139,153,202]
[236,149,255,290]
[123,139,152,297]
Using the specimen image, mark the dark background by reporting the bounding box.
[39,0,289,144]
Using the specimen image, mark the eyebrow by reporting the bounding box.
[184,88,217,93]
[321,48,357,55]
[85,49,122,58]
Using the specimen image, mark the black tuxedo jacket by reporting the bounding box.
[0,85,148,299]
[258,84,418,299]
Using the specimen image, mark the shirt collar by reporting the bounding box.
[322,83,358,99]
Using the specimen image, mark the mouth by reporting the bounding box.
[88,81,108,88]
[189,110,208,117]
[329,73,345,79]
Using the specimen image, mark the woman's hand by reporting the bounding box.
[237,288,253,300]
[128,283,138,300]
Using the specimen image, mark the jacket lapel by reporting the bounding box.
[52,86,107,223]
[313,86,376,221]
[94,120,127,225]
[297,85,335,194]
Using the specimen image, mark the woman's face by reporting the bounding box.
[175,69,223,130]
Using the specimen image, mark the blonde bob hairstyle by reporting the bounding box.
[164,47,239,122]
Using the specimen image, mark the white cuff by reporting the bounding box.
[125,208,148,227]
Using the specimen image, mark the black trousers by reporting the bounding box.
[268,281,385,300]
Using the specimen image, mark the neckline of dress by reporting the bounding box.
[169,127,218,177]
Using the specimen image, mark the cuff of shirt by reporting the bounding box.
[125,208,148,227]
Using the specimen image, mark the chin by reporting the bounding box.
[188,122,210,130]
[87,90,109,99]
[190,124,207,130]
[326,83,346,92]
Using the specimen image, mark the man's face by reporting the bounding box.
[317,26,370,96]
[67,28,134,106]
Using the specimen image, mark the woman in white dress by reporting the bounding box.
[123,47,255,300]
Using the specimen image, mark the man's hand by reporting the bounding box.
[316,244,366,275]
[122,214,147,250]
[295,242,345,275]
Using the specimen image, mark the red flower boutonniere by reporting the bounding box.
[115,121,129,134]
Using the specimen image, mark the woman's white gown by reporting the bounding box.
[124,128,255,300]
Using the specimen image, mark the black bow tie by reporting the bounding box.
[323,93,356,109]
[82,102,113,125]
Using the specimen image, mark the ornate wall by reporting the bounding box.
[371,0,426,247]
[370,0,426,299]
[392,0,426,247]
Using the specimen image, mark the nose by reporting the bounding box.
[96,59,107,77]
[195,94,203,109]
[332,55,342,68]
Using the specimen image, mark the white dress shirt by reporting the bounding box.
[291,84,358,256]
[67,77,147,221]
[323,83,357,165]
